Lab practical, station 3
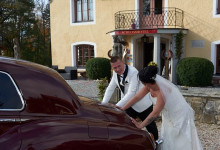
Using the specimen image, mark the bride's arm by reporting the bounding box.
[132,92,165,129]
[121,86,149,111]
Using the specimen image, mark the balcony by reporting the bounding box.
[115,7,184,30]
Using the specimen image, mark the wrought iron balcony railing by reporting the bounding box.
[115,7,184,30]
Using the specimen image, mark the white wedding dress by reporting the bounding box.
[152,75,203,150]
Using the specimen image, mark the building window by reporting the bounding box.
[213,0,220,17]
[143,0,151,16]
[217,0,220,14]
[73,0,94,23]
[142,0,162,15]
[155,0,162,14]
[211,41,220,74]
[216,44,220,74]
[76,45,94,67]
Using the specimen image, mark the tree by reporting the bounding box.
[0,0,36,56]
[0,0,51,66]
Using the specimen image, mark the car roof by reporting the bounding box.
[0,57,81,113]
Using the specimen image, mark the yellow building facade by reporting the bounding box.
[50,0,135,68]
[168,0,220,75]
[50,0,220,82]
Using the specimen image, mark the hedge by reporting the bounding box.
[176,57,214,87]
[86,57,111,80]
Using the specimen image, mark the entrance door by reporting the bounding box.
[143,43,166,69]
[143,43,153,68]
[216,44,220,74]
[160,43,166,75]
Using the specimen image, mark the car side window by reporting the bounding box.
[0,71,24,110]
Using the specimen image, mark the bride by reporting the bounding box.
[121,65,203,150]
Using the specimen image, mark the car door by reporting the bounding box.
[0,111,22,150]
[19,97,109,150]
[0,71,25,150]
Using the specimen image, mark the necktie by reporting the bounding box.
[117,65,128,93]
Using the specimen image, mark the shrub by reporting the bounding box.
[175,30,184,61]
[97,77,108,101]
[176,57,214,87]
[86,57,111,80]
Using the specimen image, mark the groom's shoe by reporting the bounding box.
[155,139,163,150]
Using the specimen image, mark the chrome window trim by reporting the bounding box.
[0,118,29,122]
[0,71,25,111]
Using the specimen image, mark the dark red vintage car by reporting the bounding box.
[0,57,156,150]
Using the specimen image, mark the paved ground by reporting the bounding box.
[155,120,220,150]
[66,80,100,100]
[67,79,220,150]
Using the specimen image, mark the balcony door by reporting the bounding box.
[139,0,164,28]
[216,45,220,74]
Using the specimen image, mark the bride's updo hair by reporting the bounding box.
[138,65,158,84]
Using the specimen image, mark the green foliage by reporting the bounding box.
[0,0,51,67]
[86,57,111,80]
[176,57,214,87]
[97,77,108,101]
[0,0,36,51]
[175,30,184,61]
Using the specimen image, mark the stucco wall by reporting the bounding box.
[50,0,135,69]
[168,0,220,60]
[50,0,220,71]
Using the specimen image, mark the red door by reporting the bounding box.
[139,0,164,28]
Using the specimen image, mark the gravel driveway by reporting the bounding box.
[155,120,220,150]
[67,80,220,150]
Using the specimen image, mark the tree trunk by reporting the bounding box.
[13,38,21,59]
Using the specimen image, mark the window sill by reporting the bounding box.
[70,21,95,26]
[213,14,220,18]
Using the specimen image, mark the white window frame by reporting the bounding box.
[213,0,220,18]
[211,40,220,74]
[70,0,96,26]
[71,41,97,68]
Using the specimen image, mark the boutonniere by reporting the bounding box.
[120,80,125,86]
[120,80,128,86]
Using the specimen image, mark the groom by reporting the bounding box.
[102,56,158,140]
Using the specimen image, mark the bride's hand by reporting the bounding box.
[131,118,142,129]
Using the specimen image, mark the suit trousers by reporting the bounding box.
[125,105,159,140]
